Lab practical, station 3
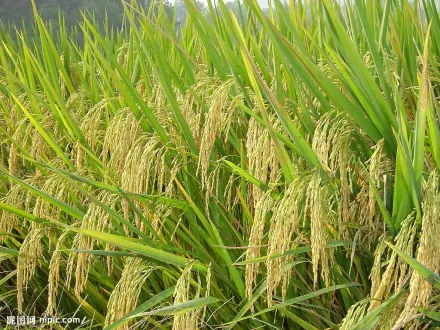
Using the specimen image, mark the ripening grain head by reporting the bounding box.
[396,172,440,326]
[105,258,152,329]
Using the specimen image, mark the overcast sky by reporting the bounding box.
[199,0,270,8]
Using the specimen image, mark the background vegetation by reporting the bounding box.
[1,0,440,329]
[1,0,126,32]
[0,0,212,34]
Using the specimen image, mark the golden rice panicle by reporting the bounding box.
[312,112,334,171]
[0,184,27,242]
[369,238,387,299]
[350,139,392,238]
[393,214,417,291]
[66,61,83,89]
[201,262,212,322]
[116,43,129,73]
[147,83,173,130]
[312,112,353,236]
[46,230,70,316]
[395,172,440,327]
[105,258,152,329]
[245,191,275,299]
[8,119,29,177]
[29,114,57,161]
[30,171,81,247]
[306,171,333,288]
[198,79,238,191]
[135,78,147,100]
[121,135,170,232]
[317,59,340,86]
[24,172,45,212]
[7,139,19,177]
[173,260,204,330]
[328,117,353,232]
[340,299,370,330]
[376,293,407,330]
[102,108,142,175]
[224,173,240,210]
[10,116,47,165]
[246,116,279,210]
[367,140,392,227]
[203,162,221,214]
[66,191,117,298]
[32,173,72,221]
[177,74,214,147]
[173,260,194,305]
[121,136,163,196]
[75,99,109,169]
[189,273,203,329]
[369,139,391,188]
[65,89,86,115]
[17,228,46,312]
[369,214,416,310]
[266,177,308,306]
[140,201,172,237]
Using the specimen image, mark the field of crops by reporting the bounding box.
[1,0,440,329]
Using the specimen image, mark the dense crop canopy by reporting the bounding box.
[1,0,440,328]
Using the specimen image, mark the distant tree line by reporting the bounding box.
[0,0,175,31]
[0,0,260,39]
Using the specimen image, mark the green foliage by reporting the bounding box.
[0,0,440,329]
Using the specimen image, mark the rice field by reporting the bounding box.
[1,0,440,329]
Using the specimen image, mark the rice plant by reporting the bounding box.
[1,0,440,328]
